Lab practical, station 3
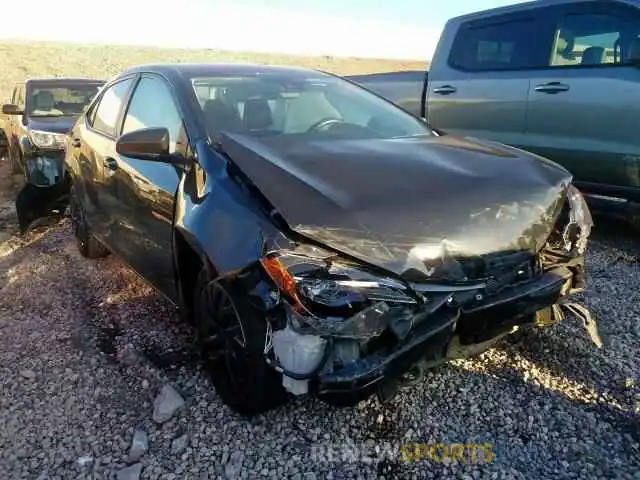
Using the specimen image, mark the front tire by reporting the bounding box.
[193,268,288,415]
[69,183,109,259]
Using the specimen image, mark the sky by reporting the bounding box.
[0,0,526,59]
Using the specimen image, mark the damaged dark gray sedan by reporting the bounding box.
[64,64,600,415]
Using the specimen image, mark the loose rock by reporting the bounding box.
[152,385,185,424]
[116,463,143,480]
[128,429,148,462]
[171,433,189,455]
[19,369,36,380]
[225,450,245,480]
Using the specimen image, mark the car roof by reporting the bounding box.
[450,0,640,22]
[120,62,327,80]
[25,77,105,85]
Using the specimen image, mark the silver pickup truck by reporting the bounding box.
[347,0,640,220]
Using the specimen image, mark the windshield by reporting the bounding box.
[190,72,433,141]
[26,84,102,118]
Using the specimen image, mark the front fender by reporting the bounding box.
[174,154,283,278]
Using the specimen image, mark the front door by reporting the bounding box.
[109,74,190,300]
[523,1,640,196]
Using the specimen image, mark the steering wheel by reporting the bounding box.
[305,117,344,133]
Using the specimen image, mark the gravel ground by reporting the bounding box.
[0,158,638,479]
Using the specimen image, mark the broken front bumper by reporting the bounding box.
[15,149,69,233]
[23,150,66,187]
[313,266,596,406]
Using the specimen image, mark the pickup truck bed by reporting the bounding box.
[345,70,427,118]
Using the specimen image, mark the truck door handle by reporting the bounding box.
[71,138,81,148]
[103,157,118,171]
[534,82,570,94]
[432,85,457,95]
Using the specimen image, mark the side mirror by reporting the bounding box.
[116,127,188,164]
[2,103,23,115]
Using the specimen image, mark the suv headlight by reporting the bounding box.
[260,244,418,339]
[29,130,67,149]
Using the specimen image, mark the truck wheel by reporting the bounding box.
[69,183,109,259]
[193,268,288,415]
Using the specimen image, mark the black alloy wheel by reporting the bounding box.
[193,269,288,415]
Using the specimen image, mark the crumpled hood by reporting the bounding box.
[220,133,572,281]
[27,116,76,134]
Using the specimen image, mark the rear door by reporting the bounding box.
[523,1,640,197]
[73,77,136,245]
[426,11,552,147]
[109,73,190,299]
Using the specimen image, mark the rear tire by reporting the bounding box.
[69,183,109,259]
[193,268,288,415]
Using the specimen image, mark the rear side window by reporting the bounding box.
[90,78,134,136]
[449,17,550,71]
[550,13,633,67]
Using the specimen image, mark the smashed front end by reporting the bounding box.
[253,184,599,406]
[15,131,69,233]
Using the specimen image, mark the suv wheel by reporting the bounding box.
[193,268,288,415]
[69,183,109,259]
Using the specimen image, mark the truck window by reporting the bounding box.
[449,17,550,71]
[550,13,630,67]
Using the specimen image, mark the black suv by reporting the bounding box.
[2,78,104,230]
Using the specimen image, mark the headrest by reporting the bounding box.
[556,37,568,54]
[202,98,243,131]
[34,91,55,109]
[581,46,605,65]
[243,98,273,130]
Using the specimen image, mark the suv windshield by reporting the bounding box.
[26,84,102,118]
[190,72,433,141]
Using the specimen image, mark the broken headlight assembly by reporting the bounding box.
[562,184,593,255]
[260,245,419,340]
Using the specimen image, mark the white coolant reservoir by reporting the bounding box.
[272,326,327,395]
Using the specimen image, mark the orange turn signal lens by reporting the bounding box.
[260,256,305,312]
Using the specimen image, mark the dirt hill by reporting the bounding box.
[0,40,426,102]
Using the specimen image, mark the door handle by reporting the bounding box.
[432,85,457,95]
[71,138,81,148]
[534,82,570,94]
[103,157,118,171]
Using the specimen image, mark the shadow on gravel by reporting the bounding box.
[91,281,199,375]
[588,212,640,257]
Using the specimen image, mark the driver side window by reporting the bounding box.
[122,76,186,154]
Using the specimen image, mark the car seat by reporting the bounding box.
[202,98,244,133]
[581,46,606,65]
